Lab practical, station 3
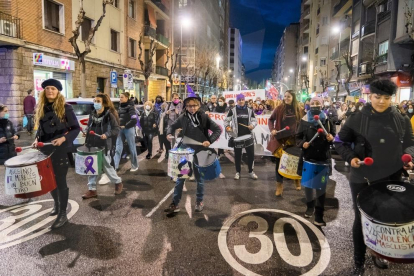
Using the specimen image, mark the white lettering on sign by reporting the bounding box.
[32,53,75,71]
[386,185,406,192]
[218,209,331,276]
[5,165,42,195]
[0,199,79,249]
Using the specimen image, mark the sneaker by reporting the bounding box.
[234,172,240,180]
[157,149,164,153]
[371,255,389,269]
[195,201,204,212]
[249,172,258,180]
[82,190,97,199]
[219,173,226,179]
[313,217,326,226]
[130,167,139,172]
[114,183,123,195]
[164,203,180,214]
[98,174,110,185]
[352,264,365,276]
[146,154,152,160]
[126,155,130,160]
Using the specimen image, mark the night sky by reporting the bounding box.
[230,0,301,84]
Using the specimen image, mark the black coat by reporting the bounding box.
[323,106,338,124]
[334,104,414,183]
[140,110,158,134]
[86,109,120,150]
[118,102,137,129]
[0,119,18,165]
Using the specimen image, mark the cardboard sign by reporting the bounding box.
[5,165,42,195]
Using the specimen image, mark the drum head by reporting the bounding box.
[170,148,194,154]
[234,134,252,141]
[196,150,217,166]
[77,146,102,153]
[358,181,414,224]
[284,146,302,157]
[4,151,49,167]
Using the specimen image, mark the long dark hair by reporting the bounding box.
[282,90,302,121]
[95,94,120,124]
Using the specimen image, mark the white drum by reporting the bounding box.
[168,148,195,180]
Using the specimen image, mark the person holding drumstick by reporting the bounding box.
[267,90,303,196]
[33,79,80,229]
[296,97,335,226]
[82,94,122,199]
[335,79,414,275]
[165,93,221,214]
[223,93,258,180]
[0,104,19,165]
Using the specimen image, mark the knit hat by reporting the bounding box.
[236,94,245,101]
[310,97,324,106]
[41,79,63,91]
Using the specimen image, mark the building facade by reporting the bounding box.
[228,28,243,89]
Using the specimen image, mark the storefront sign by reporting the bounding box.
[123,70,134,90]
[32,53,75,71]
[110,71,117,88]
[222,89,266,102]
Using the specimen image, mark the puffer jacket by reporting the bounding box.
[0,119,19,165]
[85,108,120,151]
[140,110,158,133]
[118,102,137,129]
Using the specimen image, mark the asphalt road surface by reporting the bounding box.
[1,132,414,275]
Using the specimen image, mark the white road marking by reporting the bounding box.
[185,195,192,218]
[145,188,174,218]
[204,214,209,221]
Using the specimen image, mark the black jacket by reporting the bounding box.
[118,102,137,129]
[0,119,18,165]
[215,103,227,113]
[140,110,158,133]
[323,106,338,124]
[86,109,120,151]
[334,104,414,183]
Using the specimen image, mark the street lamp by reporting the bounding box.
[289,68,294,73]
[216,55,221,69]
[302,55,307,62]
[179,16,192,98]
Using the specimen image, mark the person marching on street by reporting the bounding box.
[23,89,36,135]
[167,93,183,146]
[114,92,138,172]
[140,101,159,159]
[158,102,171,160]
[224,93,258,180]
[216,96,227,162]
[323,97,338,126]
[206,94,218,113]
[267,90,303,196]
[154,95,165,154]
[334,79,414,276]
[82,93,122,199]
[165,92,222,214]
[33,79,80,229]
[0,104,19,165]
[296,97,335,226]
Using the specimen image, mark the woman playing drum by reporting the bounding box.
[82,94,122,199]
[165,92,221,214]
[296,97,335,226]
[335,79,414,275]
[33,79,80,229]
[223,93,258,180]
[0,104,19,165]
[267,90,303,196]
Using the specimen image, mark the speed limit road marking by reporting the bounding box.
[0,199,79,249]
[218,209,331,276]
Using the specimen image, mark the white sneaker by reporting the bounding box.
[234,172,240,180]
[98,174,110,185]
[249,172,258,180]
[345,162,349,166]
[219,173,226,179]
[130,167,139,172]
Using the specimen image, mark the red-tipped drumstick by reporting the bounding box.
[89,131,102,137]
[309,128,325,144]
[357,157,374,166]
[277,126,290,134]
[313,115,329,135]
[15,142,53,152]
[402,154,412,166]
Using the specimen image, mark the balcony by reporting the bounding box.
[0,12,24,46]
[378,10,391,22]
[303,37,309,45]
[156,66,168,76]
[302,22,310,33]
[303,7,310,19]
[144,25,170,48]
[376,53,388,64]
[156,33,170,47]
[145,0,170,20]
[352,30,360,39]
[303,0,311,5]
[359,62,372,77]
[361,20,375,38]
[333,0,352,18]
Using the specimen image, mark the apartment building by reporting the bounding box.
[228,28,243,89]
[0,0,173,125]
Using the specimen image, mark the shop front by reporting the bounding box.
[32,53,75,99]
[391,73,412,103]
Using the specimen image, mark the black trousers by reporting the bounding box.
[159,134,171,156]
[143,132,154,155]
[50,148,69,190]
[234,144,254,173]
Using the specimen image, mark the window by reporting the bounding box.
[322,17,328,26]
[128,0,136,19]
[81,18,92,42]
[111,29,119,52]
[44,0,64,33]
[320,58,326,66]
[129,38,136,58]
[230,58,234,63]
[112,0,119,8]
[97,78,105,93]
[378,40,388,55]
[316,24,320,35]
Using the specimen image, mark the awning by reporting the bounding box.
[147,5,157,28]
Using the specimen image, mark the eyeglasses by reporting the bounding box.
[187,105,199,108]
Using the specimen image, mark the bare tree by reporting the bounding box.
[319,69,328,92]
[138,32,158,101]
[334,62,341,100]
[69,0,113,97]
[165,46,180,97]
[343,52,354,96]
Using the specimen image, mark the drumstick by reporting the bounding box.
[80,127,85,135]
[313,115,329,135]
[402,154,412,166]
[308,128,324,144]
[15,142,54,152]
[357,157,374,166]
[277,126,290,133]
[182,136,203,146]
[89,131,102,137]
[238,123,250,128]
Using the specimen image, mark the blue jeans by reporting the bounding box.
[173,171,205,205]
[88,152,122,190]
[114,127,138,170]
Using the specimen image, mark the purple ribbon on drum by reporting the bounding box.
[84,156,96,174]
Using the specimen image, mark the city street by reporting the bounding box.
[1,133,414,276]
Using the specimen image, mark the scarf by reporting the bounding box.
[159,112,165,134]
[186,110,201,127]
[255,110,264,115]
[307,110,327,126]
[145,110,151,116]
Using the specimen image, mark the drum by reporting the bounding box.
[194,150,221,181]
[278,147,302,180]
[4,151,57,199]
[168,148,194,179]
[357,181,414,263]
[234,135,254,149]
[75,146,103,176]
[301,160,330,190]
